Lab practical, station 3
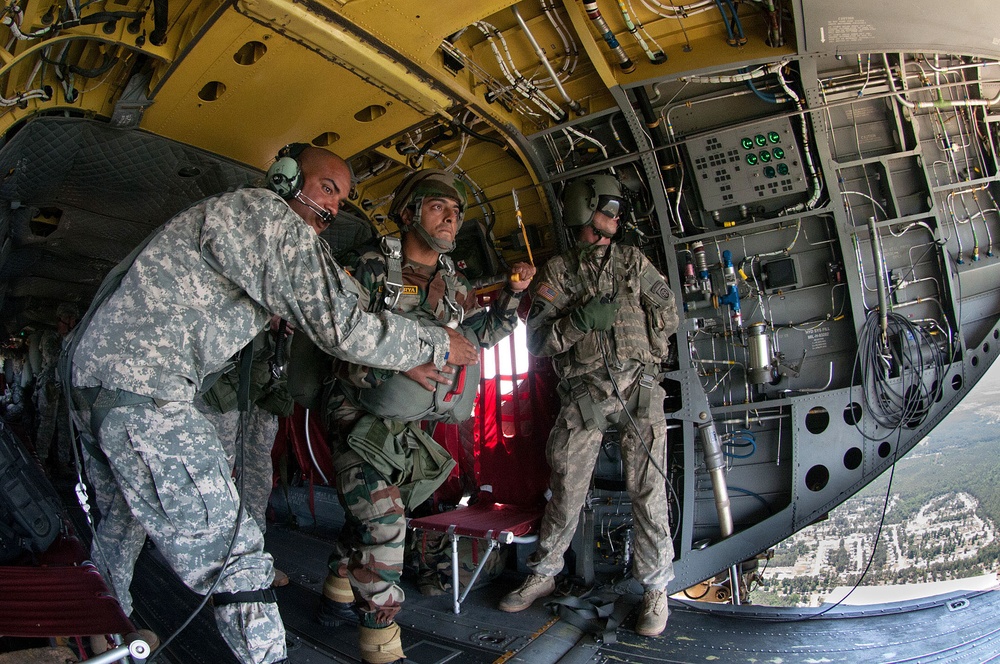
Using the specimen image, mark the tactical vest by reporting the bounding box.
[538,245,676,381]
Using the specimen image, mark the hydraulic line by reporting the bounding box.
[713,0,746,46]
[639,0,716,19]
[616,0,667,64]
[473,21,567,122]
[776,66,823,213]
[867,216,890,346]
[540,0,578,82]
[511,6,584,115]
[755,0,783,47]
[697,420,741,604]
[634,86,685,233]
[582,0,635,73]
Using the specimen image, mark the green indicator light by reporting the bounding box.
[754,134,767,147]
[746,153,758,166]
[768,131,781,144]
[764,166,776,178]
[772,147,785,159]
[741,137,754,150]
[777,163,789,176]
[759,150,771,162]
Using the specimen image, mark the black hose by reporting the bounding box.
[150,0,168,46]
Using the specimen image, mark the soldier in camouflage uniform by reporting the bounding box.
[315,169,534,664]
[33,303,78,476]
[498,174,679,638]
[69,146,478,664]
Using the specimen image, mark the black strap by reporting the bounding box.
[74,387,157,453]
[236,342,255,412]
[212,588,278,606]
[271,319,288,379]
[545,590,629,644]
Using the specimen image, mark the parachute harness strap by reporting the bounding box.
[380,235,404,311]
[438,254,464,327]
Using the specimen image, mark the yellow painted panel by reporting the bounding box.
[142,13,432,168]
[339,0,517,65]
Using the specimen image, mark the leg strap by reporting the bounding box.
[323,572,355,603]
[636,365,657,418]
[570,380,603,431]
[213,588,278,606]
[358,623,405,664]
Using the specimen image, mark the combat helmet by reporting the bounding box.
[389,169,469,253]
[561,174,627,228]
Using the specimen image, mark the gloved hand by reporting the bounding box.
[570,295,620,332]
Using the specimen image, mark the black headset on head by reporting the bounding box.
[265,142,310,199]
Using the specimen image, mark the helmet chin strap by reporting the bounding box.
[413,223,456,253]
[406,195,458,254]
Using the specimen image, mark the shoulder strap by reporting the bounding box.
[437,254,464,326]
[379,235,404,312]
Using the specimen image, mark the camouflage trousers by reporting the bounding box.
[196,402,279,534]
[529,379,675,590]
[85,401,285,664]
[34,379,72,466]
[328,451,406,628]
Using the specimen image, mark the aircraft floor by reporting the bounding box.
[595,590,1000,664]
[128,518,573,664]
[54,479,1000,664]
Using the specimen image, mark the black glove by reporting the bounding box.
[570,295,620,332]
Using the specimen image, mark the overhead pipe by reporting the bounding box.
[634,86,686,233]
[615,0,667,64]
[540,0,578,80]
[582,1,635,73]
[885,53,1000,109]
[511,6,584,115]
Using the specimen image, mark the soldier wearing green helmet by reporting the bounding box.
[315,168,535,664]
[498,172,679,639]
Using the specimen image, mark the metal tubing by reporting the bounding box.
[512,6,584,115]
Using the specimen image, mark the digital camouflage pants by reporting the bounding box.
[197,402,279,534]
[529,379,675,590]
[328,451,406,628]
[85,401,285,664]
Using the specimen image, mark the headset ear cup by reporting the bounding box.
[266,156,303,198]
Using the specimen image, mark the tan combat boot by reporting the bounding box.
[635,588,668,636]
[498,574,556,613]
[358,622,405,664]
[317,573,356,627]
[270,567,289,587]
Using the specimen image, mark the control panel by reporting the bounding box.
[686,118,808,211]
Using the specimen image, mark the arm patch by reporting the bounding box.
[536,281,560,302]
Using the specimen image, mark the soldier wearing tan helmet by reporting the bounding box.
[499,173,679,638]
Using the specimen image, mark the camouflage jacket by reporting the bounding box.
[36,330,62,384]
[341,240,522,390]
[72,188,449,401]
[526,243,678,397]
